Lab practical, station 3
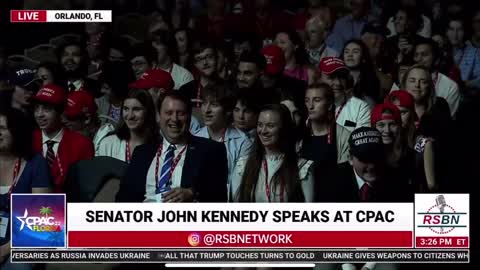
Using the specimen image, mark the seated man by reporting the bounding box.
[116,91,228,203]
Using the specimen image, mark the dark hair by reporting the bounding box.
[150,29,178,62]
[275,30,309,65]
[108,36,132,59]
[128,43,158,65]
[342,39,381,102]
[114,89,159,144]
[99,61,135,100]
[56,40,89,77]
[279,89,307,142]
[236,104,305,202]
[234,90,261,114]
[201,83,235,113]
[191,38,217,57]
[55,40,87,61]
[303,83,337,151]
[158,90,193,116]
[33,101,65,114]
[37,62,61,84]
[166,0,192,29]
[238,51,266,71]
[414,38,441,63]
[396,7,423,34]
[0,107,33,160]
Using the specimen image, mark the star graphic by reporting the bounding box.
[16,209,29,231]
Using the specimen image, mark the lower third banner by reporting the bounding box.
[10,249,469,263]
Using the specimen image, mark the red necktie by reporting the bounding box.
[359,183,370,202]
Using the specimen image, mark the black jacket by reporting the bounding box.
[318,163,413,202]
[116,136,228,202]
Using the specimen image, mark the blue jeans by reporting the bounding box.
[1,256,33,270]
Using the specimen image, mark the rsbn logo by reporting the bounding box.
[417,195,467,234]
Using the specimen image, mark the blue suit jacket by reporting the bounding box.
[116,136,228,202]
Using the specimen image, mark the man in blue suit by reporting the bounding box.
[116,91,228,203]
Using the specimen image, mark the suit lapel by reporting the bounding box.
[181,141,198,188]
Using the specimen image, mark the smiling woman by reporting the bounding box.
[230,104,315,203]
[0,107,52,267]
[96,89,159,163]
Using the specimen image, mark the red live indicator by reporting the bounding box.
[11,10,47,23]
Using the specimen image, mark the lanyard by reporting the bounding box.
[154,144,187,190]
[6,159,22,206]
[335,99,346,120]
[195,84,203,108]
[125,141,131,164]
[432,72,439,89]
[327,125,333,145]
[309,121,333,145]
[263,159,284,202]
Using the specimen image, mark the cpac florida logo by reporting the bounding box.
[11,194,66,248]
[17,207,62,232]
[417,195,467,234]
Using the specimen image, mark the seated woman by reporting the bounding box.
[231,104,314,202]
[1,108,52,270]
[96,89,159,163]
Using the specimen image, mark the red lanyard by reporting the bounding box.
[6,159,22,205]
[125,141,131,164]
[195,84,203,108]
[335,99,346,120]
[263,159,284,202]
[432,72,438,89]
[327,126,333,145]
[154,144,187,189]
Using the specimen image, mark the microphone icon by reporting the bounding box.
[435,195,447,232]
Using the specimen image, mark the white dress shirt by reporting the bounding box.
[42,129,64,156]
[144,140,187,202]
[96,134,127,162]
[67,79,83,92]
[335,96,371,132]
[159,63,194,90]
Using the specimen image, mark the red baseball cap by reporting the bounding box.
[371,102,402,127]
[386,90,414,111]
[261,44,286,75]
[129,69,174,91]
[64,90,98,118]
[318,57,349,75]
[33,84,67,107]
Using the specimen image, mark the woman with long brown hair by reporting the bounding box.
[97,89,159,163]
[231,104,314,202]
[400,65,452,191]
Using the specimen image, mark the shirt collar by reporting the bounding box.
[162,137,186,151]
[353,166,371,189]
[68,79,83,90]
[42,128,64,144]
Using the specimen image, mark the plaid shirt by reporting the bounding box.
[453,42,480,88]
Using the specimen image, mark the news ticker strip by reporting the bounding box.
[10,249,469,263]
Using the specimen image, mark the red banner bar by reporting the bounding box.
[68,231,413,248]
[10,10,47,23]
[415,237,469,248]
